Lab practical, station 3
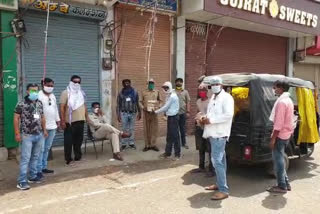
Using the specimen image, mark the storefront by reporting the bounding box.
[294,36,320,107]
[179,0,320,134]
[19,1,107,145]
[114,1,177,139]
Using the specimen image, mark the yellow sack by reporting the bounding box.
[296,88,319,144]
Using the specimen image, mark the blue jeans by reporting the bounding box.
[272,138,289,189]
[37,129,56,173]
[120,112,136,146]
[17,134,44,183]
[210,137,229,194]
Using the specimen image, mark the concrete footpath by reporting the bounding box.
[0,136,320,214]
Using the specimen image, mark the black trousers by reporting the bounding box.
[178,113,187,146]
[195,126,213,170]
[165,115,181,157]
[64,121,85,163]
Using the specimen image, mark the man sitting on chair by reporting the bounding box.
[88,102,130,161]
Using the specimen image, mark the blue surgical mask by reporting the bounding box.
[29,92,39,101]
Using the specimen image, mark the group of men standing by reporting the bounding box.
[13,73,294,202]
[13,75,192,190]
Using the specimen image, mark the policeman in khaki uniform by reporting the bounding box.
[140,78,163,152]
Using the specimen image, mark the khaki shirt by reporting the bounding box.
[60,90,86,123]
[176,89,191,114]
[88,113,106,133]
[140,89,162,112]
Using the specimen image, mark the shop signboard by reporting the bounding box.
[205,0,320,35]
[118,0,177,13]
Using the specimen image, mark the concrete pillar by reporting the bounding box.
[176,16,186,81]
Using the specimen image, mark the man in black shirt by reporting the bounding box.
[14,83,48,190]
[117,79,141,150]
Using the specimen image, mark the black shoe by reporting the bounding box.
[129,144,136,150]
[143,147,150,152]
[159,153,170,159]
[28,175,43,184]
[150,146,160,152]
[121,145,127,151]
[191,168,206,173]
[173,155,181,161]
[17,182,30,190]
[42,169,54,174]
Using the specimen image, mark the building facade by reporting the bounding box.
[178,0,320,134]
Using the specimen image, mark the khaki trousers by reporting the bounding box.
[143,111,159,147]
[93,124,121,153]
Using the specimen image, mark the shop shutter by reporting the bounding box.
[185,22,288,135]
[115,7,171,139]
[22,12,100,146]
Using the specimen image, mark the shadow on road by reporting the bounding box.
[182,157,318,209]
[0,157,188,196]
[187,192,222,209]
[262,193,287,210]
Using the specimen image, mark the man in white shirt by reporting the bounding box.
[37,78,60,177]
[201,76,234,200]
[155,82,180,160]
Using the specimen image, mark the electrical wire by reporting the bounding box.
[42,0,51,80]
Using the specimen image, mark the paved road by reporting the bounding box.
[0,138,319,214]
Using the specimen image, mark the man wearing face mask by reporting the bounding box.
[175,78,191,149]
[193,87,214,175]
[201,76,234,200]
[140,78,162,152]
[60,75,90,166]
[89,102,131,161]
[116,79,141,150]
[155,82,180,160]
[267,80,294,194]
[14,84,48,190]
[37,78,60,177]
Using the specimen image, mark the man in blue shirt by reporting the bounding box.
[155,81,180,159]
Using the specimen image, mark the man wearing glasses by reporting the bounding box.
[60,75,89,166]
[37,78,60,176]
[14,83,48,190]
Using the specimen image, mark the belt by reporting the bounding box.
[122,111,134,113]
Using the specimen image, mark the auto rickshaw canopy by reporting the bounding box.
[202,73,318,144]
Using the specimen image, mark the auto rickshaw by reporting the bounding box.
[202,73,319,175]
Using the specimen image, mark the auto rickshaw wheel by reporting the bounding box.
[305,144,315,158]
[266,153,290,177]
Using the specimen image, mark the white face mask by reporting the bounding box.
[69,81,81,91]
[43,86,54,94]
[93,108,99,114]
[211,86,221,94]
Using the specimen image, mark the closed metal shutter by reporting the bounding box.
[22,12,100,146]
[115,7,171,139]
[185,22,288,134]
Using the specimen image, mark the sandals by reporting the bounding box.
[266,186,287,194]
[205,184,219,191]
[211,192,229,200]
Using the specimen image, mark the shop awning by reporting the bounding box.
[307,36,320,56]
